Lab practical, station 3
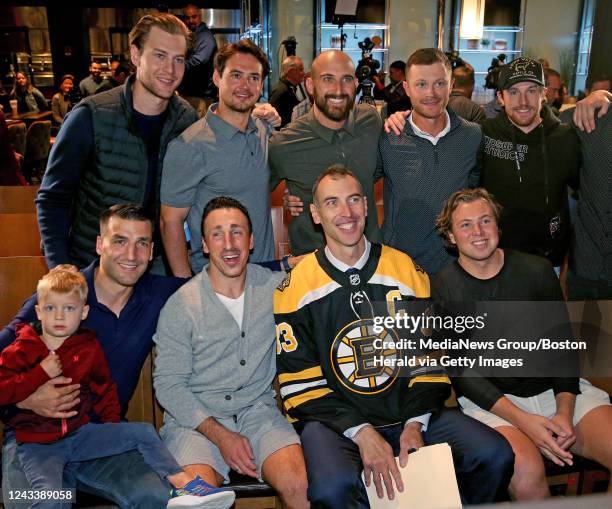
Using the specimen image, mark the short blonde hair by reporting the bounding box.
[436,188,502,248]
[37,265,88,303]
[406,48,451,76]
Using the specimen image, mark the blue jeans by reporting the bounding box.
[2,424,172,509]
[301,408,514,508]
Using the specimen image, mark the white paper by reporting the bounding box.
[363,443,462,509]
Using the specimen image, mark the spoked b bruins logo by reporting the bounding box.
[330,319,400,395]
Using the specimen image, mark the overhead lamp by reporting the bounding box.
[459,0,486,39]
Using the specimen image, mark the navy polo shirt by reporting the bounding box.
[0,260,185,415]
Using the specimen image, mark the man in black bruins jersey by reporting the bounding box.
[274,165,513,508]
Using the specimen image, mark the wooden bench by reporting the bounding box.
[0,186,38,214]
[271,206,289,259]
[0,256,48,326]
[0,213,42,257]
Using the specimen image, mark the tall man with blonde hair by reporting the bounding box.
[37,13,199,274]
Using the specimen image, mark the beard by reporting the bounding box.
[139,76,177,101]
[228,104,253,113]
[314,92,355,122]
[220,86,260,114]
[506,107,540,127]
[225,95,257,113]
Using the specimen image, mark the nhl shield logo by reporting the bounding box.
[349,273,361,286]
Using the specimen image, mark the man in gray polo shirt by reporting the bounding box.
[269,50,382,255]
[161,40,276,277]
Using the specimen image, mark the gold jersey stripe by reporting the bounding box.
[408,375,451,388]
[374,245,431,297]
[284,388,333,411]
[278,366,324,385]
[274,253,337,314]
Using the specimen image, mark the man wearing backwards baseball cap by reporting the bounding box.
[473,57,581,272]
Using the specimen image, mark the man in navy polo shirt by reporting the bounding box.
[0,204,184,508]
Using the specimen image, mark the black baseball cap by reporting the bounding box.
[497,58,545,90]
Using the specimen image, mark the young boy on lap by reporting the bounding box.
[0,265,235,509]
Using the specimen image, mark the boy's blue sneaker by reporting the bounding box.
[167,476,236,509]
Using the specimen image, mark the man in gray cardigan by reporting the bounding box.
[153,197,309,509]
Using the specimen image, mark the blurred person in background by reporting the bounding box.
[291,71,313,122]
[10,71,48,114]
[0,110,26,185]
[374,60,411,117]
[51,74,76,128]
[544,68,564,116]
[449,65,486,123]
[269,55,305,128]
[560,74,611,123]
[97,63,132,93]
[79,62,106,97]
[178,3,218,116]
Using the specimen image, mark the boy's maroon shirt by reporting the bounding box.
[0,323,120,443]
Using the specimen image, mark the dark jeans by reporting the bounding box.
[2,424,172,509]
[300,408,514,509]
[567,269,612,300]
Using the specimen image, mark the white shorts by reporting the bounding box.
[459,379,610,429]
[160,399,299,482]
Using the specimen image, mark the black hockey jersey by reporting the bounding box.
[274,243,451,435]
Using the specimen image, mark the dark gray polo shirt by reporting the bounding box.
[269,104,382,255]
[378,108,482,275]
[161,104,275,272]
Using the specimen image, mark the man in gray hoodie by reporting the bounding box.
[153,197,309,509]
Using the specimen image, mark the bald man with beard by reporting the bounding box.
[269,50,382,256]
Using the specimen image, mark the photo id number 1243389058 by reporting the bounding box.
[5,489,75,504]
